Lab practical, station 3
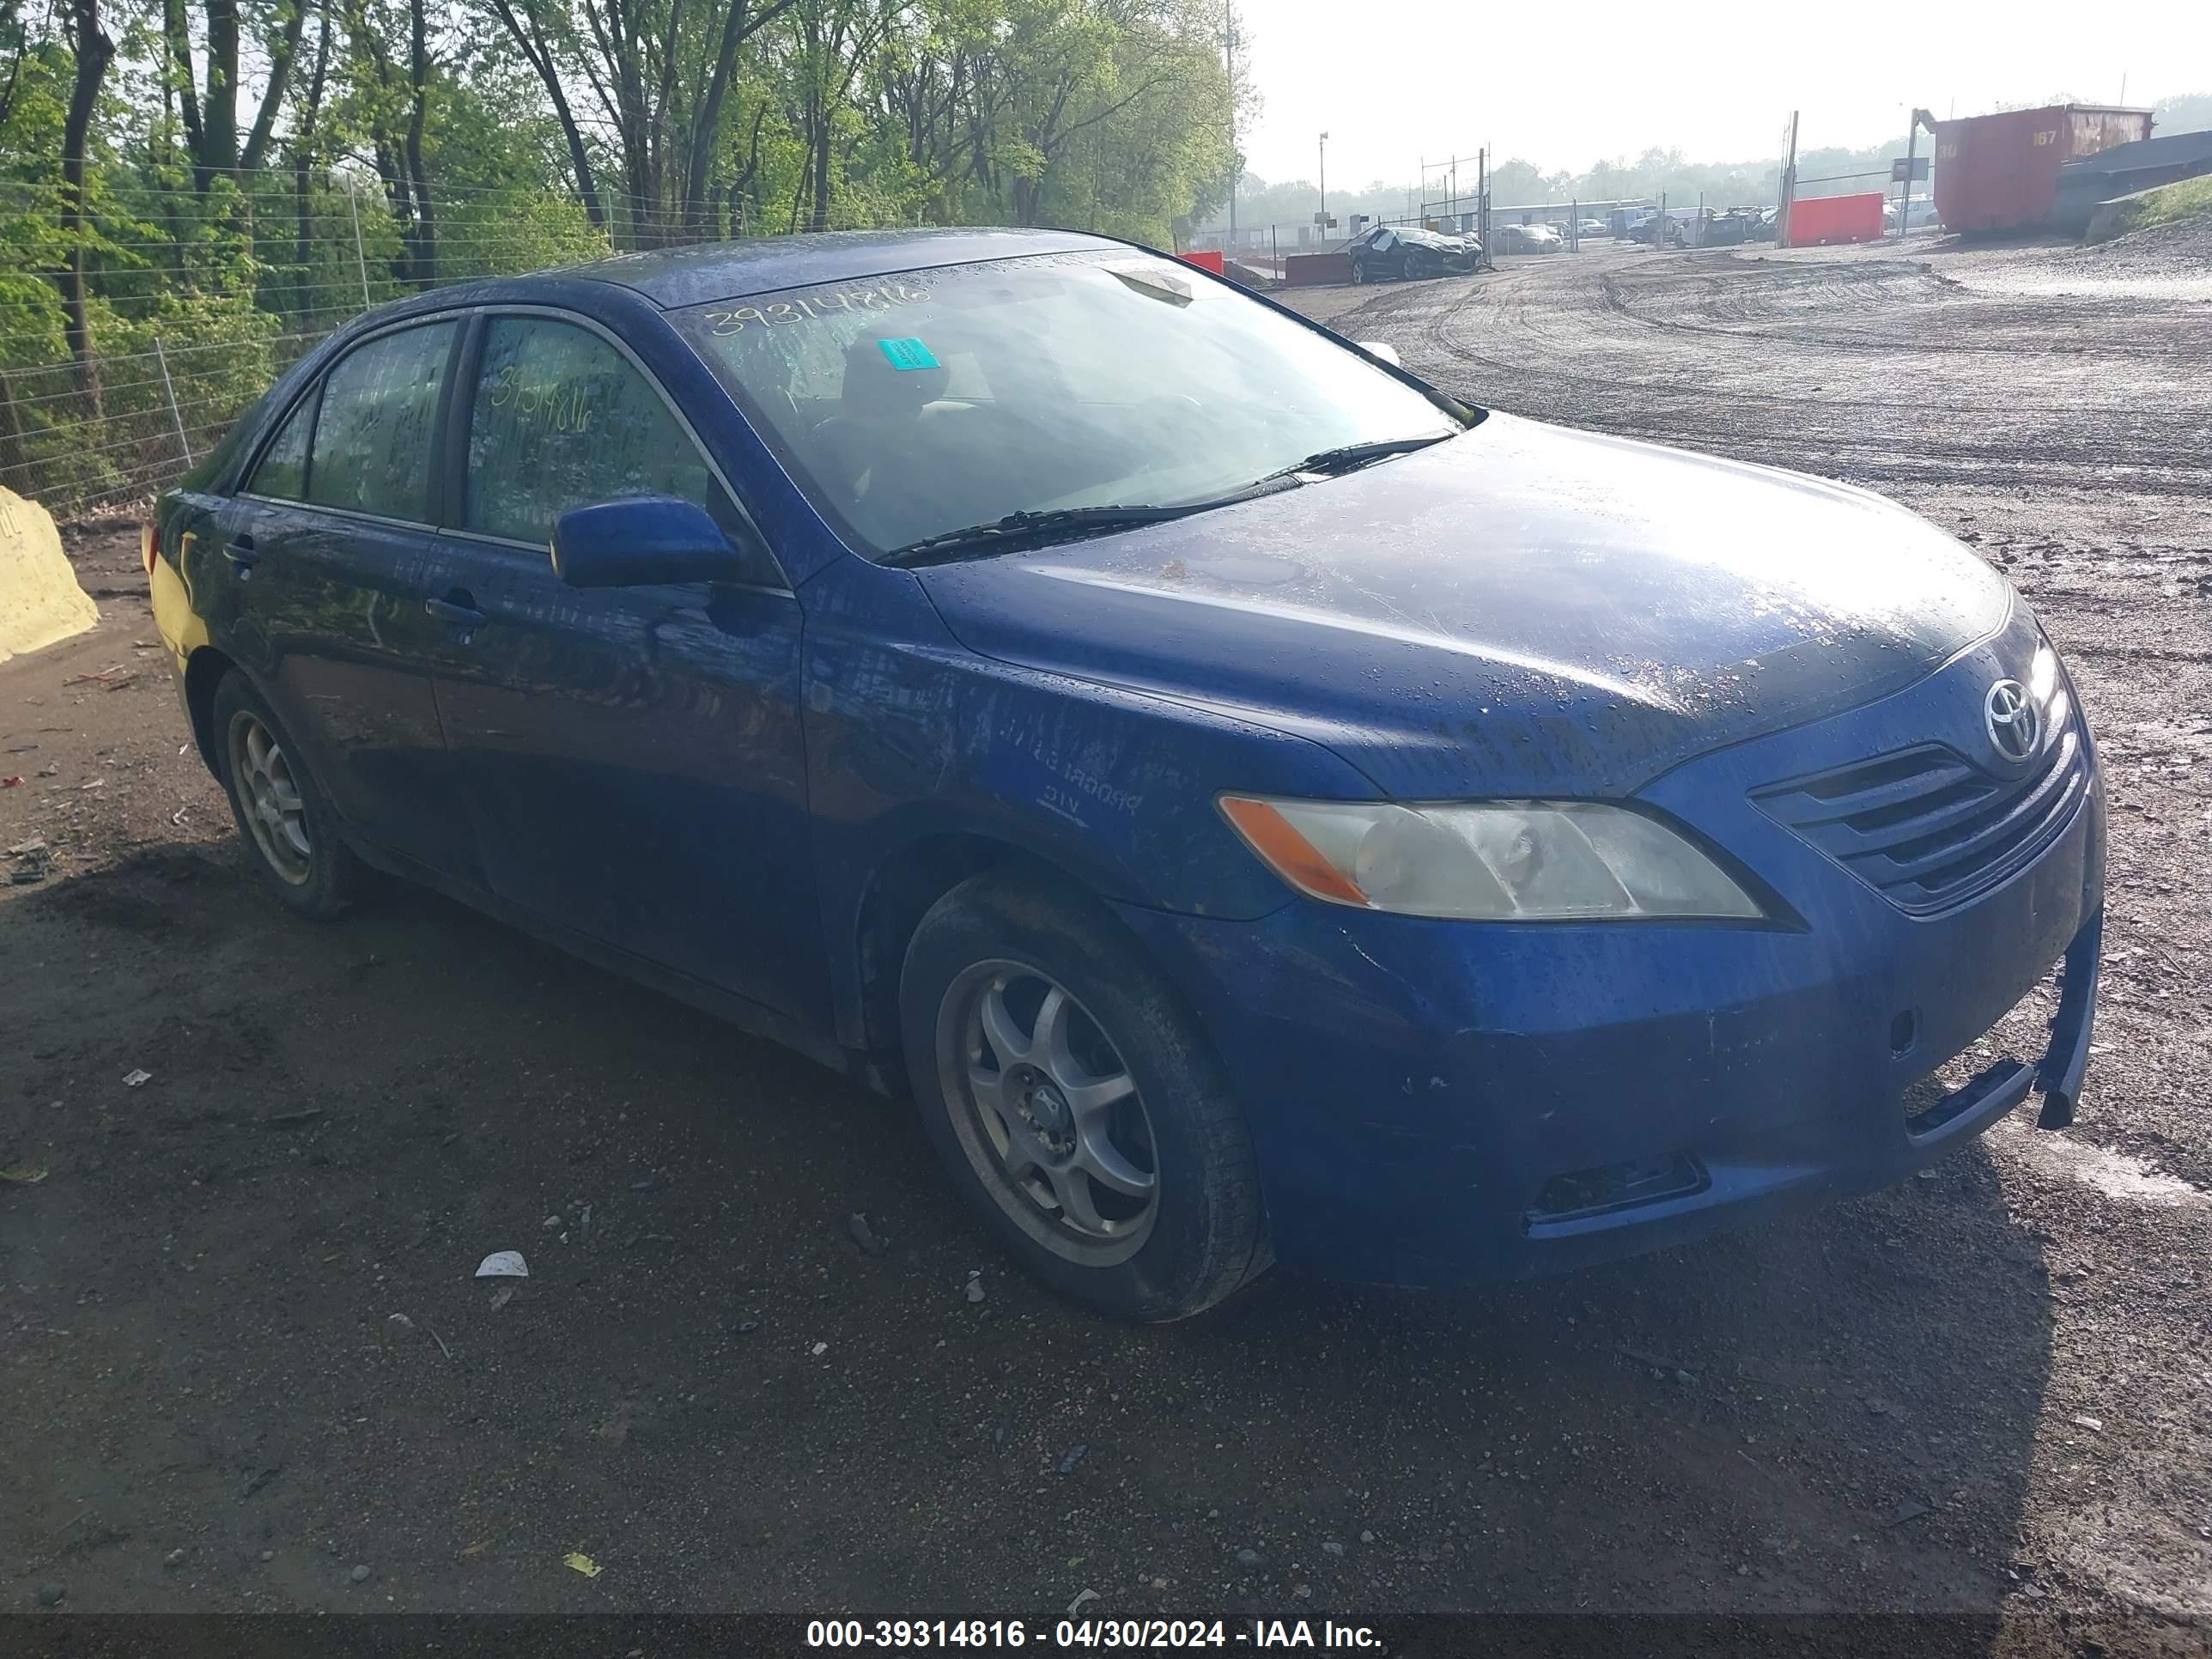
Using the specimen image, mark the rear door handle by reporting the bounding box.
[425,591,486,629]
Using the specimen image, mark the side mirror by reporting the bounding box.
[551,495,757,588]
[1357,341,1402,368]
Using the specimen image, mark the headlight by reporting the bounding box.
[1218,796,1765,921]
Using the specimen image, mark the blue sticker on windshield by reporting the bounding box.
[878,337,939,371]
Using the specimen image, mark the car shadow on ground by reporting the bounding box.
[1,846,2053,1618]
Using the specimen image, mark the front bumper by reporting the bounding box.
[1115,641,2106,1290]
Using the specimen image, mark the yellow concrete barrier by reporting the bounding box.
[0,487,99,663]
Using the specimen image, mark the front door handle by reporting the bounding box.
[425,592,487,629]
[223,536,258,573]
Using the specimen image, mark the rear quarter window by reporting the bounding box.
[246,392,316,501]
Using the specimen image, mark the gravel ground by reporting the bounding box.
[2,232,2209,1648]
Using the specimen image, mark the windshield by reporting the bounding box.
[674,250,1466,560]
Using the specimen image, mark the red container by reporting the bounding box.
[1932,105,2154,233]
[1178,249,1225,275]
[1784,191,1885,247]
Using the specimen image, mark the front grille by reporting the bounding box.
[1752,711,2087,916]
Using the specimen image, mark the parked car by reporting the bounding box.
[1495,223,1562,254]
[1625,210,1682,246]
[1703,210,1758,246]
[1577,219,1608,239]
[151,228,2104,1321]
[1347,223,1475,283]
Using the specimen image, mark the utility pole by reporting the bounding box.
[1779,109,1799,249]
[1478,146,1490,269]
[1224,8,1238,247]
[1318,131,1328,230]
[1898,121,1915,241]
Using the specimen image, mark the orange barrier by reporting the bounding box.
[1785,191,1884,247]
[1179,249,1225,275]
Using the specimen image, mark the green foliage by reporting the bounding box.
[2087,173,2212,243]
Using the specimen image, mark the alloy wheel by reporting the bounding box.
[227,710,313,885]
[937,960,1159,1260]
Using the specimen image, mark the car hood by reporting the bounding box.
[916,412,2014,798]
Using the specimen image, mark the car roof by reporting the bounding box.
[462,227,1119,313]
[568,226,1115,307]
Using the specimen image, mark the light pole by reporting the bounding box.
[1318,131,1328,229]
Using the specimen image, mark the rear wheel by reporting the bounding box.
[901,871,1268,1322]
[213,673,360,920]
[1350,257,1370,284]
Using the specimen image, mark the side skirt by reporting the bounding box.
[345,836,901,1098]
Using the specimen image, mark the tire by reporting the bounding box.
[211,672,361,920]
[1350,258,1369,285]
[1407,252,1433,281]
[900,870,1268,1322]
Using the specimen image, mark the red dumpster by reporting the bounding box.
[1932,104,2154,233]
[1179,249,1225,275]
[1784,191,1885,247]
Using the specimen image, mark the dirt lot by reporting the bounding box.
[3,233,2209,1646]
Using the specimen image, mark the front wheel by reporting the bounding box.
[901,871,1269,1322]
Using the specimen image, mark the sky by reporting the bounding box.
[1234,0,2212,190]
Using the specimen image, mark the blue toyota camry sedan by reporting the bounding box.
[149,228,2104,1320]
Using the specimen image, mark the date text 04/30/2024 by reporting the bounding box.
[805,1620,1383,1649]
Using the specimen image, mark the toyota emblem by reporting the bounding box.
[1984,678,2041,764]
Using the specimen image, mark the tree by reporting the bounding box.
[479,0,609,228]
[162,0,310,188]
[537,0,800,245]
[59,0,112,411]
[343,0,439,282]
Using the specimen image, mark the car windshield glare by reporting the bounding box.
[675,250,1463,559]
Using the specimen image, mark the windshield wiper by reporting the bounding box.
[1260,432,1455,483]
[878,479,1299,568]
[875,436,1450,568]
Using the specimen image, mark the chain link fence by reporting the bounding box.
[0,165,922,523]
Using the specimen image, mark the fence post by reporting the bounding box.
[347,177,373,311]
[153,336,192,468]
[0,369,21,481]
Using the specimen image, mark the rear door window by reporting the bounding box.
[307,320,457,522]
[463,315,736,548]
